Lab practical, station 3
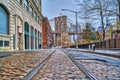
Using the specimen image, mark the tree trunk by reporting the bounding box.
[100,11,105,41]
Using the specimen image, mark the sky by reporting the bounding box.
[42,0,79,41]
[42,0,79,23]
[42,0,118,31]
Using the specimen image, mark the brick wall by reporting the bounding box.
[42,17,54,48]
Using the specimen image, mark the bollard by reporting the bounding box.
[89,45,91,50]
[92,44,95,51]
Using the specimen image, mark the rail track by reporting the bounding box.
[23,49,100,80]
[62,50,99,80]
[63,49,120,80]
[0,49,56,80]
[1,49,119,79]
[23,50,55,80]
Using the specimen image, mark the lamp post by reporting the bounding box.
[118,0,120,21]
[61,9,79,48]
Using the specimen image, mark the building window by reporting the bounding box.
[24,0,29,11]
[35,29,37,49]
[38,17,42,26]
[34,0,37,2]
[38,17,39,23]
[30,6,33,17]
[4,41,9,47]
[39,1,42,11]
[39,20,42,26]
[24,22,29,49]
[38,31,41,49]
[0,6,9,35]
[31,26,34,49]
[24,22,29,33]
[17,0,22,4]
[0,41,3,47]
[37,16,38,22]
[34,12,37,21]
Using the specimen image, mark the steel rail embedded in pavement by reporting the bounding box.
[62,50,99,80]
[23,50,55,80]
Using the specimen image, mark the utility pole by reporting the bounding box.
[75,12,78,48]
[118,0,120,21]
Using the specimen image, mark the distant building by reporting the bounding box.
[42,17,54,48]
[54,16,68,47]
[0,0,42,51]
[71,24,81,33]
[71,25,76,33]
[51,16,74,47]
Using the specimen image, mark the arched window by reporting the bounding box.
[38,31,41,49]
[0,6,8,35]
[35,29,37,49]
[24,22,29,49]
[31,26,34,49]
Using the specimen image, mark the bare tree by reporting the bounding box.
[76,0,118,41]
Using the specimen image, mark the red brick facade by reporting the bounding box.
[42,17,54,48]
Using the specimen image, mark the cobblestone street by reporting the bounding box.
[33,50,89,80]
[0,49,54,80]
[0,0,120,80]
[0,49,120,80]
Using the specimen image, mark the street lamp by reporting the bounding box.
[118,0,120,21]
[61,9,79,48]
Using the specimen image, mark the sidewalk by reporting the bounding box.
[0,49,47,58]
[67,48,120,58]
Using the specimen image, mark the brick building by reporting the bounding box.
[42,17,54,48]
[0,0,42,51]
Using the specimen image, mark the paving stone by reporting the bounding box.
[33,50,89,80]
[77,59,120,80]
[0,49,54,79]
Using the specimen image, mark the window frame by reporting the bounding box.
[30,6,33,17]
[34,12,37,21]
[0,40,3,47]
[17,0,22,4]
[0,6,9,35]
[4,41,9,47]
[24,0,29,11]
